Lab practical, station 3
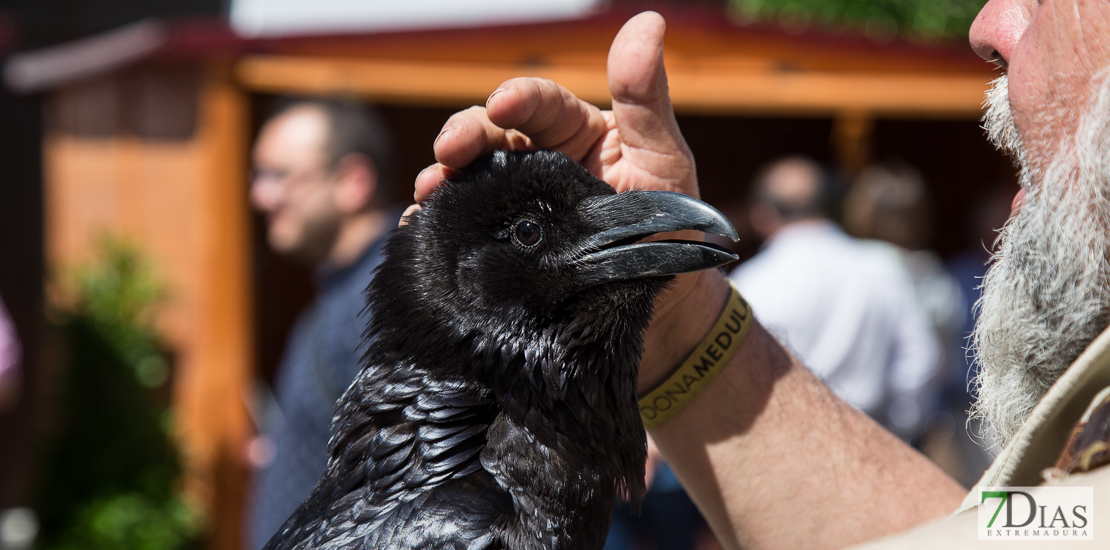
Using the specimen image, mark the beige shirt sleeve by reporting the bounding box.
[850,449,1110,548]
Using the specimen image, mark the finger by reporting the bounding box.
[487,78,608,161]
[414,163,462,202]
[433,106,535,170]
[607,12,695,191]
[398,203,422,226]
[581,111,618,177]
[608,12,682,150]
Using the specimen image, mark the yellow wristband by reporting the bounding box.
[639,281,753,428]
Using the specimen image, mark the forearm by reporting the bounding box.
[643,271,965,549]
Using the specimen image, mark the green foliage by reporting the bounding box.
[67,238,170,388]
[728,0,987,41]
[48,495,200,550]
[35,237,201,550]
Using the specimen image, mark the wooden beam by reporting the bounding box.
[235,54,992,118]
[186,60,254,550]
[236,55,609,109]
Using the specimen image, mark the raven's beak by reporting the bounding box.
[574,191,739,288]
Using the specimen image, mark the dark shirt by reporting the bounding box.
[249,220,395,549]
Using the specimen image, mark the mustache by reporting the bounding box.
[982,74,1024,163]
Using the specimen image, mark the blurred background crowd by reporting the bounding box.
[0,0,1010,549]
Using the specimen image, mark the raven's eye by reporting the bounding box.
[514,220,542,247]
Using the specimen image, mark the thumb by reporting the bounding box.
[607,11,693,189]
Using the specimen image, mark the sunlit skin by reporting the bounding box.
[971,0,1110,180]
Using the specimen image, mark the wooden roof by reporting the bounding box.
[5,5,1000,118]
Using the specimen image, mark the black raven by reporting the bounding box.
[264,150,738,550]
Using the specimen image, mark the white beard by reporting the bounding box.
[971,73,1110,447]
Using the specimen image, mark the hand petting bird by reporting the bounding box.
[264,150,738,550]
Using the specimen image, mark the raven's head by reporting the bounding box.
[366,150,736,501]
[380,150,735,326]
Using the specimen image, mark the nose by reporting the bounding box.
[969,0,1032,66]
[250,173,284,212]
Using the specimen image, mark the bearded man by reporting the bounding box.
[247,99,402,549]
[412,1,1109,547]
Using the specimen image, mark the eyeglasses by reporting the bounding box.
[250,167,331,192]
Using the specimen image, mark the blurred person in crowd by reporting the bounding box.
[730,156,940,440]
[246,98,401,549]
[841,161,973,480]
[843,164,962,417]
[843,161,965,356]
[0,294,20,412]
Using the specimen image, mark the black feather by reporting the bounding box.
[264,150,734,550]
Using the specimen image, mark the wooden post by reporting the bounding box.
[832,109,874,176]
[179,60,254,550]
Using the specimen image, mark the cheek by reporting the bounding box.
[1006,53,1048,148]
[287,185,336,225]
[1008,3,1089,165]
[267,210,301,250]
[267,189,324,244]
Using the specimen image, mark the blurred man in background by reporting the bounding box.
[843,161,965,360]
[842,161,982,483]
[246,98,400,549]
[730,156,940,440]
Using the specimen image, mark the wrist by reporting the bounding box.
[638,269,731,394]
[639,280,752,428]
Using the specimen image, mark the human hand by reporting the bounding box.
[414,11,696,202]
[412,11,730,393]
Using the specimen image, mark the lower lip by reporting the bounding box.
[1012,188,1026,213]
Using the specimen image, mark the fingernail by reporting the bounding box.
[487,87,506,105]
[399,203,422,226]
[414,167,433,201]
[434,126,453,147]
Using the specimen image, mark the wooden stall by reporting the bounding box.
[5,6,1000,548]
[6,21,255,549]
